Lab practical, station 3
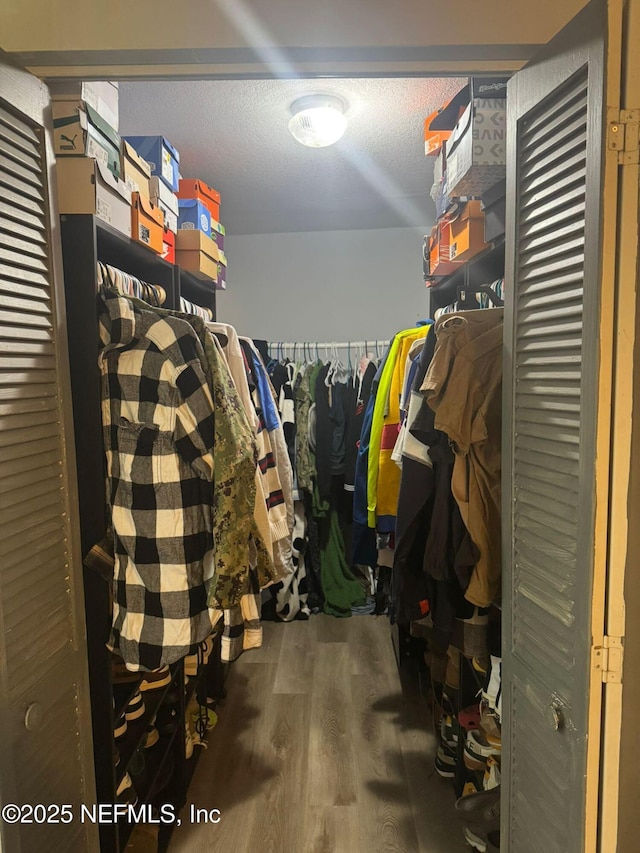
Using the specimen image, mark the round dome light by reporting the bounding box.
[288,95,347,148]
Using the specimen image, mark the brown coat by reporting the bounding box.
[422,309,503,608]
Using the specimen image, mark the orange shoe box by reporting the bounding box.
[448,200,490,263]
[131,192,164,254]
[427,217,463,278]
[177,179,221,223]
[161,226,175,264]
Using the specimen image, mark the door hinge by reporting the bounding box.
[608,108,640,164]
[592,636,624,684]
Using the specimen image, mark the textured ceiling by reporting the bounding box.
[119,77,466,236]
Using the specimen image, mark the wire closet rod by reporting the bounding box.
[270,340,389,350]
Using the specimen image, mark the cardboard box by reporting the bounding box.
[425,217,463,278]
[446,98,506,198]
[124,136,180,192]
[162,227,176,264]
[178,179,221,222]
[449,200,490,263]
[150,176,179,233]
[50,81,119,131]
[56,157,131,237]
[131,192,164,254]
[424,109,453,157]
[216,261,227,291]
[178,198,211,236]
[53,103,121,178]
[210,218,225,251]
[176,230,220,282]
[121,141,151,198]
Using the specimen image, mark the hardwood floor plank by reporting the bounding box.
[307,642,358,808]
[170,662,278,852]
[272,617,317,694]
[314,613,353,643]
[171,616,467,853]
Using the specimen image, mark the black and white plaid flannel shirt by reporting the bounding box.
[98,289,219,671]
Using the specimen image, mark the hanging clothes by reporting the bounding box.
[367,326,430,530]
[422,309,504,608]
[98,288,218,671]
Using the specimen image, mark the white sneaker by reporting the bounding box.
[482,656,502,717]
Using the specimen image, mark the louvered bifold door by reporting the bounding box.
[0,61,97,852]
[503,2,622,852]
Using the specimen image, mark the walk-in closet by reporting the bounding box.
[1,1,640,852]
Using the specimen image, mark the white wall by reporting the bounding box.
[216,227,428,344]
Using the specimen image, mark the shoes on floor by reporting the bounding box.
[144,724,160,749]
[459,703,482,731]
[463,825,501,852]
[464,729,501,772]
[455,786,500,824]
[440,714,460,750]
[435,744,457,778]
[114,710,127,739]
[482,656,502,722]
[464,826,490,852]
[125,690,146,721]
[116,772,138,807]
[140,666,172,692]
[483,755,501,791]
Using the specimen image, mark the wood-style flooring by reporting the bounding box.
[171,615,467,853]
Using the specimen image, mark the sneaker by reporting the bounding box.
[480,702,501,739]
[440,714,460,750]
[459,704,482,732]
[483,755,501,791]
[114,711,127,739]
[125,690,146,721]
[435,744,457,778]
[144,725,160,749]
[455,786,500,824]
[482,656,502,716]
[139,666,172,692]
[464,729,501,772]
[464,826,489,852]
[116,772,138,807]
[461,780,482,798]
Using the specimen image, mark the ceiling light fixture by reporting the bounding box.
[288,94,347,148]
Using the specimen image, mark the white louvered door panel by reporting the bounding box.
[0,63,97,852]
[503,1,622,851]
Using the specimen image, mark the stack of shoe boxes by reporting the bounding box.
[123,136,182,258]
[52,81,133,238]
[423,78,508,285]
[176,179,227,289]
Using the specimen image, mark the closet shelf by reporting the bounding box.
[95,218,176,279]
[427,238,506,310]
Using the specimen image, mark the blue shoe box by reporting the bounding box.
[123,135,180,192]
[178,198,211,236]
